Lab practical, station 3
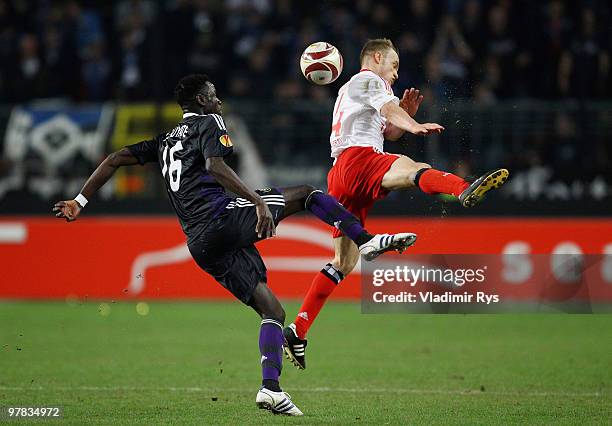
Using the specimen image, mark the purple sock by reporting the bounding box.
[305,190,372,245]
[259,319,284,390]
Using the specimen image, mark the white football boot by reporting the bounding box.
[359,232,417,261]
[256,387,303,416]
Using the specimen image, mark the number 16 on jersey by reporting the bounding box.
[161,141,183,192]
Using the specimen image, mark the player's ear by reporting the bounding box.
[374,51,383,64]
[195,94,206,107]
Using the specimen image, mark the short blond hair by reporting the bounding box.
[359,38,398,65]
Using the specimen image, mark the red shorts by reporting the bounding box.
[327,146,401,238]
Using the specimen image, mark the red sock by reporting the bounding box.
[416,168,469,197]
[294,264,343,339]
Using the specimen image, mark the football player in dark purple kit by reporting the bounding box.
[53,74,416,416]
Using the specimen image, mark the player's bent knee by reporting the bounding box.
[281,184,320,206]
[304,186,322,208]
[302,184,317,194]
[383,157,431,190]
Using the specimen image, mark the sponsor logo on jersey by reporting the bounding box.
[219,134,233,147]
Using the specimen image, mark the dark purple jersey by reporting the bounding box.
[127,113,234,242]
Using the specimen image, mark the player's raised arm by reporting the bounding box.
[205,156,275,238]
[52,147,142,222]
[381,100,444,137]
[384,88,424,141]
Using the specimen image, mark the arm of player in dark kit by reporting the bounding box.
[77,148,141,200]
[206,156,276,239]
[52,148,141,222]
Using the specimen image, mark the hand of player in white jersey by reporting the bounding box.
[409,122,445,136]
[398,89,443,135]
[53,200,82,222]
[255,202,276,238]
[399,88,424,117]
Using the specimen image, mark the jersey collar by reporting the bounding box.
[182,112,202,119]
[359,68,391,88]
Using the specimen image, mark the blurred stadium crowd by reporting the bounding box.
[0,0,610,213]
[0,0,610,103]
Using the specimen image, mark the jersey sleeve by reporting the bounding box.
[126,137,159,165]
[199,114,234,159]
[347,73,399,112]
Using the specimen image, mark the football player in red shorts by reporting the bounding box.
[284,38,509,369]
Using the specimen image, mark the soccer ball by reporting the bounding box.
[300,42,343,85]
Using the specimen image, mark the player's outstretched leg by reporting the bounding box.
[248,283,303,416]
[278,185,417,261]
[278,185,417,369]
[381,156,509,207]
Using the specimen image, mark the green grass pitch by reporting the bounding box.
[0,302,610,425]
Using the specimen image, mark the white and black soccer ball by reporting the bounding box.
[300,42,343,85]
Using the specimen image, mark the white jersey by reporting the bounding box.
[329,69,399,159]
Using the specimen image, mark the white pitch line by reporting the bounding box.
[0,386,604,398]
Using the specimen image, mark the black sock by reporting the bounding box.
[353,232,373,246]
[262,379,282,392]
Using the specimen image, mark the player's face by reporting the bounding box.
[380,49,399,85]
[196,82,223,114]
